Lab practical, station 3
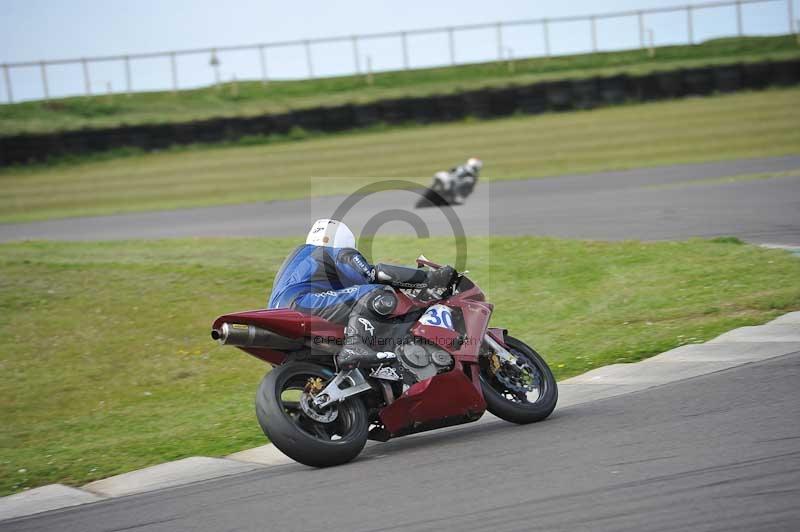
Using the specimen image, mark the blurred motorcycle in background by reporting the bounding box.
[416,157,482,207]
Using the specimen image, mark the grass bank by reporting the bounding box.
[1,236,799,495]
[1,35,798,136]
[3,87,800,223]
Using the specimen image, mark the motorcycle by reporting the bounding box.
[211,256,557,467]
[415,170,475,208]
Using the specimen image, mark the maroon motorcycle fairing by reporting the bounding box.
[212,265,508,440]
[378,369,485,436]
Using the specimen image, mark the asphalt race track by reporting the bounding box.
[3,155,800,531]
[2,155,799,244]
[3,352,798,532]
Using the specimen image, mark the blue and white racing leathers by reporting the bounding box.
[268,244,384,323]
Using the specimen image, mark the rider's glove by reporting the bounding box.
[427,265,457,289]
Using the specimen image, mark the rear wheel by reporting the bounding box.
[416,181,450,208]
[255,362,369,467]
[480,335,557,424]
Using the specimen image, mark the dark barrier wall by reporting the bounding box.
[1,59,799,166]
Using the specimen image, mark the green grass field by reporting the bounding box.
[1,35,798,136]
[2,87,799,223]
[0,88,800,222]
[1,236,799,495]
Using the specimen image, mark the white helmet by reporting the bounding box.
[305,219,356,248]
[466,157,483,173]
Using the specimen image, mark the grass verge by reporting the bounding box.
[1,35,798,136]
[3,87,800,223]
[1,236,799,495]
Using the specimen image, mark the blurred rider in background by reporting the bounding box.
[448,157,482,204]
[268,219,456,370]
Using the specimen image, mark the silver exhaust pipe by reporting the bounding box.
[211,322,304,351]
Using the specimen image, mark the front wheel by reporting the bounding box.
[255,362,369,467]
[480,335,558,424]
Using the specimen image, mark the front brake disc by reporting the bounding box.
[496,358,540,396]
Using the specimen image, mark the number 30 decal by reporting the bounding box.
[420,305,454,330]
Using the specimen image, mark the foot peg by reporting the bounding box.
[370,366,401,381]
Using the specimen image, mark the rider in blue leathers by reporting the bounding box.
[269,219,455,369]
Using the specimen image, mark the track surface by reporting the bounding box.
[2,155,799,244]
[5,352,799,532]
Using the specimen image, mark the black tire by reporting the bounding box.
[415,183,450,208]
[480,335,558,424]
[255,362,369,467]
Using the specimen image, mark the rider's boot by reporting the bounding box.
[336,339,396,370]
[336,312,396,370]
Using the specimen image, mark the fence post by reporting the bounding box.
[2,64,12,104]
[496,22,504,61]
[790,0,796,33]
[82,58,91,96]
[736,0,744,36]
[401,32,409,69]
[638,11,645,48]
[351,36,360,74]
[124,55,132,97]
[304,40,314,78]
[542,18,551,57]
[258,45,268,85]
[40,61,50,101]
[590,16,598,52]
[210,49,221,88]
[687,5,694,45]
[170,52,178,94]
[448,27,456,65]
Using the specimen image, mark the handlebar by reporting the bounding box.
[416,255,442,269]
[413,260,465,301]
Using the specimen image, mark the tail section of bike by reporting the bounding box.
[211,308,343,365]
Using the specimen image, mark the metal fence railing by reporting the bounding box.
[1,0,797,104]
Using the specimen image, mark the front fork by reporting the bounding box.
[483,334,517,365]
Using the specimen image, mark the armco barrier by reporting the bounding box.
[514,84,549,114]
[772,60,800,85]
[435,94,467,121]
[462,89,494,119]
[544,81,574,111]
[598,75,628,105]
[682,67,716,95]
[410,97,438,124]
[714,65,743,92]
[486,87,519,117]
[353,103,381,127]
[571,78,600,110]
[741,62,773,88]
[1,59,799,166]
[654,70,686,99]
